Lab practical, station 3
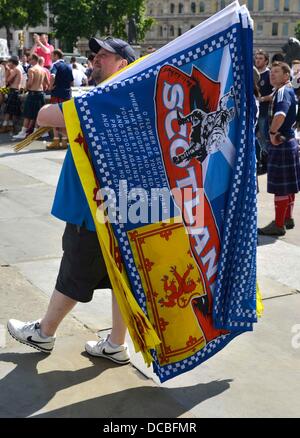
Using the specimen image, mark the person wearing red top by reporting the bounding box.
[30,33,54,69]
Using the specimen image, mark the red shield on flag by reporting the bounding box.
[155,65,227,342]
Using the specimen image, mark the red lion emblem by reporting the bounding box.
[159,264,197,308]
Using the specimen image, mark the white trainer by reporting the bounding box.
[12,131,27,140]
[7,319,55,354]
[85,336,130,365]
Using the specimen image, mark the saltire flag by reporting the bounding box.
[63,1,262,382]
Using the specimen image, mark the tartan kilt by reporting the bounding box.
[5,89,21,116]
[267,138,300,195]
[23,92,45,120]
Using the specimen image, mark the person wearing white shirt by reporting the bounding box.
[71,63,87,87]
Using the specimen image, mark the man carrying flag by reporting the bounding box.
[8,2,261,383]
[7,37,137,365]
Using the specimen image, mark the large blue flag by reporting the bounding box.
[64,1,260,382]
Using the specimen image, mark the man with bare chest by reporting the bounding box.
[13,54,49,140]
[0,56,22,133]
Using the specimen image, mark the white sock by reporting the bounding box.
[39,327,54,339]
[8,120,13,126]
[2,120,8,126]
[21,127,27,133]
[108,336,122,348]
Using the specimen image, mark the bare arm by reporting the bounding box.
[6,69,17,86]
[43,72,50,91]
[36,41,51,54]
[269,114,286,145]
[30,44,37,57]
[26,68,34,89]
[50,74,55,90]
[37,104,66,128]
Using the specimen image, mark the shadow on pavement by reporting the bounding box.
[0,352,112,418]
[0,351,232,418]
[257,235,279,247]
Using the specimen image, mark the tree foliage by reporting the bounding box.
[0,0,47,48]
[295,23,300,41]
[49,0,154,51]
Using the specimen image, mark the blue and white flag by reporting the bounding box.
[65,1,260,382]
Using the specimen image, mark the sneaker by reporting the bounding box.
[7,319,55,354]
[285,218,295,230]
[12,131,27,140]
[60,139,69,150]
[258,221,286,236]
[85,336,130,365]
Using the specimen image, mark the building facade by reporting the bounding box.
[143,0,300,58]
[1,0,300,59]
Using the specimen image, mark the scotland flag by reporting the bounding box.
[63,1,260,382]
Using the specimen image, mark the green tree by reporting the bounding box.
[49,0,154,52]
[295,23,300,41]
[0,0,47,49]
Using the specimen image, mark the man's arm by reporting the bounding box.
[49,73,55,90]
[37,41,51,54]
[37,104,66,128]
[49,64,57,90]
[269,114,286,145]
[29,44,37,57]
[269,88,292,145]
[43,71,50,91]
[6,69,17,86]
[26,68,34,90]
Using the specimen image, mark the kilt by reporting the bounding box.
[23,91,45,120]
[5,89,21,116]
[267,138,300,195]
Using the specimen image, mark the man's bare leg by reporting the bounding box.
[40,289,77,337]
[85,291,130,363]
[109,292,127,345]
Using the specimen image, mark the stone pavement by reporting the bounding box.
[0,135,299,418]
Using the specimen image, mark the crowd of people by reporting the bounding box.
[0,33,96,150]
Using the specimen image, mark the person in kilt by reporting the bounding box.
[0,56,22,133]
[259,62,300,236]
[13,54,49,140]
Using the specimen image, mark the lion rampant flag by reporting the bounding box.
[63,2,261,382]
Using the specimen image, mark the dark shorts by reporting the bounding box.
[5,89,21,116]
[55,223,112,303]
[23,91,45,120]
